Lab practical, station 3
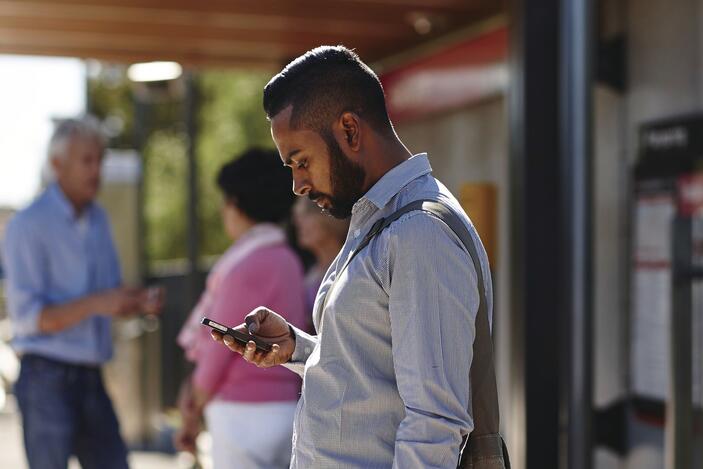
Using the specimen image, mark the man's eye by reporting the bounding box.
[296,160,307,170]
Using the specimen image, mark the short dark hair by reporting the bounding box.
[263,45,393,135]
[216,148,295,223]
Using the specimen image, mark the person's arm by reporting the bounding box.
[385,213,477,468]
[38,287,142,333]
[3,212,156,336]
[173,374,206,454]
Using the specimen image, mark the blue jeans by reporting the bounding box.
[14,355,129,469]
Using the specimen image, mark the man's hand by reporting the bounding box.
[138,286,165,315]
[210,307,295,367]
[95,287,143,317]
[38,286,162,333]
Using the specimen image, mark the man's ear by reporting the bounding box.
[50,156,62,178]
[337,112,361,151]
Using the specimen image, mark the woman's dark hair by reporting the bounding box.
[216,148,294,223]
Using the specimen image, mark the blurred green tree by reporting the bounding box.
[196,70,274,260]
[88,66,274,268]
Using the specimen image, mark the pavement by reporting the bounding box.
[0,395,195,469]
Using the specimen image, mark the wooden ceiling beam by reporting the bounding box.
[0,0,504,67]
[0,43,281,69]
[10,0,483,17]
[0,30,301,59]
[0,29,387,65]
[0,15,406,46]
[0,0,483,33]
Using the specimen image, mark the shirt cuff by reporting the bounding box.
[282,324,317,377]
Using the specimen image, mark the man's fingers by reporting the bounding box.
[261,343,281,367]
[213,331,282,368]
[241,340,257,363]
[222,335,246,354]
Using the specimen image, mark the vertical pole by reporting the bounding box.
[184,71,199,312]
[509,1,561,467]
[668,217,693,469]
[132,89,150,444]
[560,0,594,468]
[133,93,148,282]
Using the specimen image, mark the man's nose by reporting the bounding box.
[292,175,311,196]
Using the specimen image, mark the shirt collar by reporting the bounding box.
[47,182,94,222]
[360,153,432,211]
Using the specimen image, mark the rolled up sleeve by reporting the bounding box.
[2,217,46,337]
[385,213,477,468]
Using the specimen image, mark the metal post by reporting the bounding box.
[509,1,561,467]
[668,217,693,469]
[560,0,594,468]
[132,89,151,445]
[184,71,199,311]
[133,93,148,281]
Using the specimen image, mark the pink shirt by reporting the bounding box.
[192,243,306,402]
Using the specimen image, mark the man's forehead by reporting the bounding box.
[270,104,294,132]
[271,107,325,161]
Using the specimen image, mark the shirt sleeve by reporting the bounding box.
[282,325,318,377]
[2,216,47,337]
[385,212,477,469]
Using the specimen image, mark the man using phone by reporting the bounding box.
[2,116,163,469]
[211,46,496,468]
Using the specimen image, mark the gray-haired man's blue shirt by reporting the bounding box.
[285,153,493,468]
[2,183,120,364]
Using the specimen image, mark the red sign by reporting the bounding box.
[380,26,508,123]
[677,172,703,216]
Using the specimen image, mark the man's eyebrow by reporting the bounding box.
[284,149,302,166]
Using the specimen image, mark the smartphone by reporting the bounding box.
[200,317,273,352]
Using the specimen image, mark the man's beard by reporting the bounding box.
[309,133,366,219]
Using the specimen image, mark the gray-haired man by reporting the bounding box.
[2,116,162,469]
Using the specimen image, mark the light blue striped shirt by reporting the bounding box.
[286,154,493,468]
[1,183,120,365]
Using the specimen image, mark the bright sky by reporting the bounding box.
[0,55,86,209]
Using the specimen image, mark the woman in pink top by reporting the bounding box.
[175,148,306,469]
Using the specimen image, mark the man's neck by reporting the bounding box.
[362,135,412,192]
[57,182,89,218]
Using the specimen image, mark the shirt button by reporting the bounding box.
[354,229,361,238]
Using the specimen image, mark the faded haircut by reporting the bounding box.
[263,46,393,137]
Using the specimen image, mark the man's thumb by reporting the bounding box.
[245,310,263,334]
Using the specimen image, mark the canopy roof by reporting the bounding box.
[0,0,503,68]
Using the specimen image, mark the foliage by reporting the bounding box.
[88,66,275,267]
[196,70,275,259]
[86,65,134,149]
[143,129,189,261]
